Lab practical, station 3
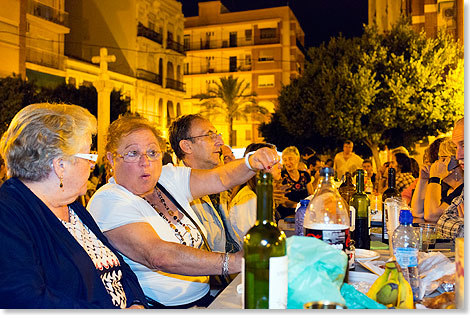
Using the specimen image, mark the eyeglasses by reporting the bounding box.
[74,153,98,164]
[115,149,162,163]
[185,130,222,141]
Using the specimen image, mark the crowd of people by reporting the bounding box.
[0,103,464,308]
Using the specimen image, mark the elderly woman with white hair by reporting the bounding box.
[276,146,314,219]
[0,103,147,308]
[423,138,464,222]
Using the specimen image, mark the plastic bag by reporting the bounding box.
[287,235,347,309]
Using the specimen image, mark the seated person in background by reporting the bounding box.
[401,157,420,205]
[0,104,146,308]
[221,145,236,164]
[391,152,415,193]
[410,137,446,221]
[437,118,464,239]
[307,156,323,188]
[334,140,363,181]
[362,159,377,192]
[276,146,314,219]
[325,158,334,169]
[228,143,284,246]
[423,139,463,222]
[377,161,391,194]
[87,115,280,308]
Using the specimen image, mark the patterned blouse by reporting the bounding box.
[395,172,415,193]
[60,207,127,308]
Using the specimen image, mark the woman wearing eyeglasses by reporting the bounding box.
[87,115,280,308]
[0,104,147,309]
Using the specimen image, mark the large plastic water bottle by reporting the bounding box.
[295,199,310,236]
[392,209,419,301]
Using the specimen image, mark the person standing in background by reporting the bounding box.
[334,140,363,180]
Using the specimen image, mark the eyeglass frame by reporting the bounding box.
[184,130,222,141]
[114,149,162,163]
[74,153,98,163]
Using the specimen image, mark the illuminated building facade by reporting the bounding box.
[183,1,305,147]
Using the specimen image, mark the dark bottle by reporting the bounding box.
[243,172,287,309]
[339,172,355,205]
[381,167,400,243]
[350,169,371,249]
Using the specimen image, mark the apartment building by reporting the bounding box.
[369,0,464,43]
[65,0,185,134]
[0,0,69,85]
[183,1,305,148]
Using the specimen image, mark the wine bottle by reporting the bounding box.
[381,168,400,243]
[338,172,355,205]
[350,169,370,249]
[243,171,287,309]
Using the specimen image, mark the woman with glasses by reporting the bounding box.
[87,115,280,308]
[0,103,147,308]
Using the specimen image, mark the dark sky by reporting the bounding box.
[177,0,369,48]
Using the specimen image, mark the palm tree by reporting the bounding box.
[194,75,269,146]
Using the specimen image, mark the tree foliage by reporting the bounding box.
[0,76,131,136]
[194,75,269,146]
[262,17,464,166]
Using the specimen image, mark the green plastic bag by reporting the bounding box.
[340,283,387,309]
[287,236,347,309]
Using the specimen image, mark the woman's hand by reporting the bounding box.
[429,158,450,180]
[418,163,431,181]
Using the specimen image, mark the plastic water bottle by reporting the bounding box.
[392,209,419,301]
[295,199,310,236]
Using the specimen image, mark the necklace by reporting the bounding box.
[144,189,196,247]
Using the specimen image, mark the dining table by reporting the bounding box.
[208,220,455,309]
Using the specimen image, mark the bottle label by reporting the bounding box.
[394,247,418,267]
[269,255,288,309]
[349,206,356,232]
[304,225,350,251]
[241,257,245,309]
[383,203,389,239]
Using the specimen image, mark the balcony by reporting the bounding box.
[166,78,185,92]
[296,39,306,55]
[186,65,252,75]
[136,68,162,86]
[137,22,162,45]
[184,35,280,51]
[27,0,68,27]
[167,38,185,55]
[26,46,65,70]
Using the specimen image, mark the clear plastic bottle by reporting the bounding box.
[303,167,354,270]
[392,209,419,301]
[295,199,310,236]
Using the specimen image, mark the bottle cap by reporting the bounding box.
[300,199,310,206]
[399,209,413,225]
[320,167,334,177]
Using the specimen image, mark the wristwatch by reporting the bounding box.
[428,177,442,184]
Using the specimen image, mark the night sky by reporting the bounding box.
[177,0,369,48]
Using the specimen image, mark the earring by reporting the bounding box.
[59,177,63,188]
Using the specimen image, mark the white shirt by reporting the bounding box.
[88,164,209,306]
[334,152,363,180]
[228,185,257,247]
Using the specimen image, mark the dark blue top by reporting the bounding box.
[0,178,147,309]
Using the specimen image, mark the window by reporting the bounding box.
[259,28,276,39]
[245,54,251,65]
[184,35,190,50]
[245,29,252,41]
[245,130,252,141]
[184,63,189,75]
[258,50,274,62]
[258,75,275,88]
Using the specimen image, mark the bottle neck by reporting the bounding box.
[320,174,336,188]
[388,169,396,189]
[256,171,274,222]
[356,172,364,193]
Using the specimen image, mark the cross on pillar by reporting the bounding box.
[92,47,116,159]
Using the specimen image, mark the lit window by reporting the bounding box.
[258,75,275,88]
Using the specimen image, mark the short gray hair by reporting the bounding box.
[0,103,97,181]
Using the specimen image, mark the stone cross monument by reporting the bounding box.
[92,47,116,159]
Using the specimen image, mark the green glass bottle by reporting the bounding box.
[350,169,370,249]
[243,171,287,309]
